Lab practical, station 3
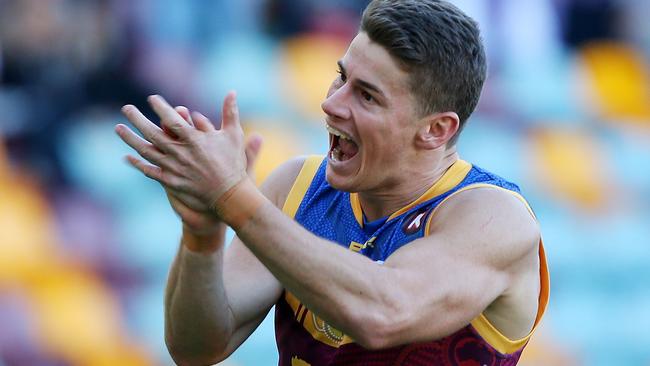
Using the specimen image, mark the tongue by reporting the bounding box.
[338,138,358,159]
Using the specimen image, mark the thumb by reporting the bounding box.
[221,91,240,131]
[245,133,263,175]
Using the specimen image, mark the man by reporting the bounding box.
[116,1,549,365]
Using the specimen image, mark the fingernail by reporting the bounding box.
[191,111,204,122]
[230,99,237,115]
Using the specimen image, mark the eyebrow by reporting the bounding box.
[338,60,386,100]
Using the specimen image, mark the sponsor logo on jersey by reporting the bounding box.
[401,207,430,235]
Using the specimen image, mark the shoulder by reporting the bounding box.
[428,185,540,268]
[259,156,315,208]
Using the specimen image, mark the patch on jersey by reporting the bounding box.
[401,207,430,235]
[311,312,345,343]
[284,291,354,348]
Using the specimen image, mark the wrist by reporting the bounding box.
[212,177,267,231]
[182,223,225,254]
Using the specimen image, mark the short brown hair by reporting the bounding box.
[361,0,487,145]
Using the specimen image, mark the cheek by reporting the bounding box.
[371,127,406,158]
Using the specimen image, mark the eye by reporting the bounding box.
[360,90,374,103]
[337,69,347,82]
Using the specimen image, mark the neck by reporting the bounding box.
[358,148,459,221]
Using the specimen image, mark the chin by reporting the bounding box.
[325,164,357,193]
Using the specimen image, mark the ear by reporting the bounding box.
[414,112,460,150]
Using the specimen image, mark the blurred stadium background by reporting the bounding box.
[1,0,649,365]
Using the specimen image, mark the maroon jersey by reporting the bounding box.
[275,157,550,366]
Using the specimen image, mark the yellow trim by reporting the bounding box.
[291,356,311,366]
[281,157,357,348]
[349,159,472,226]
[350,193,364,226]
[282,156,323,218]
[470,239,549,354]
[424,183,538,236]
[424,183,550,355]
[285,291,303,318]
[470,314,528,354]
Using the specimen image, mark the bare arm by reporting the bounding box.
[162,158,305,365]
[164,232,276,365]
[117,94,541,352]
[235,186,540,349]
[116,100,304,364]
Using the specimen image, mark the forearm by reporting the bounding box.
[235,200,395,344]
[164,225,235,364]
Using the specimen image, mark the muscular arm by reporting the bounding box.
[235,186,540,349]
[118,94,541,353]
[164,157,305,365]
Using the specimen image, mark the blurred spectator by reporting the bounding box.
[558,0,624,48]
[264,0,366,39]
[0,0,148,186]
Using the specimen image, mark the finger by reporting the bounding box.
[116,124,171,167]
[166,192,214,228]
[115,124,178,173]
[121,104,167,147]
[126,155,187,191]
[167,193,196,218]
[175,106,194,127]
[190,111,215,132]
[126,155,164,182]
[221,91,240,131]
[148,95,191,140]
[166,187,209,212]
[245,133,263,169]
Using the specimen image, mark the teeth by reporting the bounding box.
[330,146,342,162]
[326,125,353,141]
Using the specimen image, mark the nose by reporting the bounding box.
[321,84,351,121]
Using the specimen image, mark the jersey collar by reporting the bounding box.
[350,159,472,227]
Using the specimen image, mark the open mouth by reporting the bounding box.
[327,124,359,162]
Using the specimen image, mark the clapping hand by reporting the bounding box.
[116,93,262,234]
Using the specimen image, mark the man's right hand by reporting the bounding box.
[165,105,263,236]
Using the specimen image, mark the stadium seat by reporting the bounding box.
[28,267,151,365]
[242,120,307,185]
[0,173,60,285]
[577,41,650,124]
[278,34,348,120]
[527,127,612,210]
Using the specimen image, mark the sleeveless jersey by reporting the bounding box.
[275,156,550,366]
